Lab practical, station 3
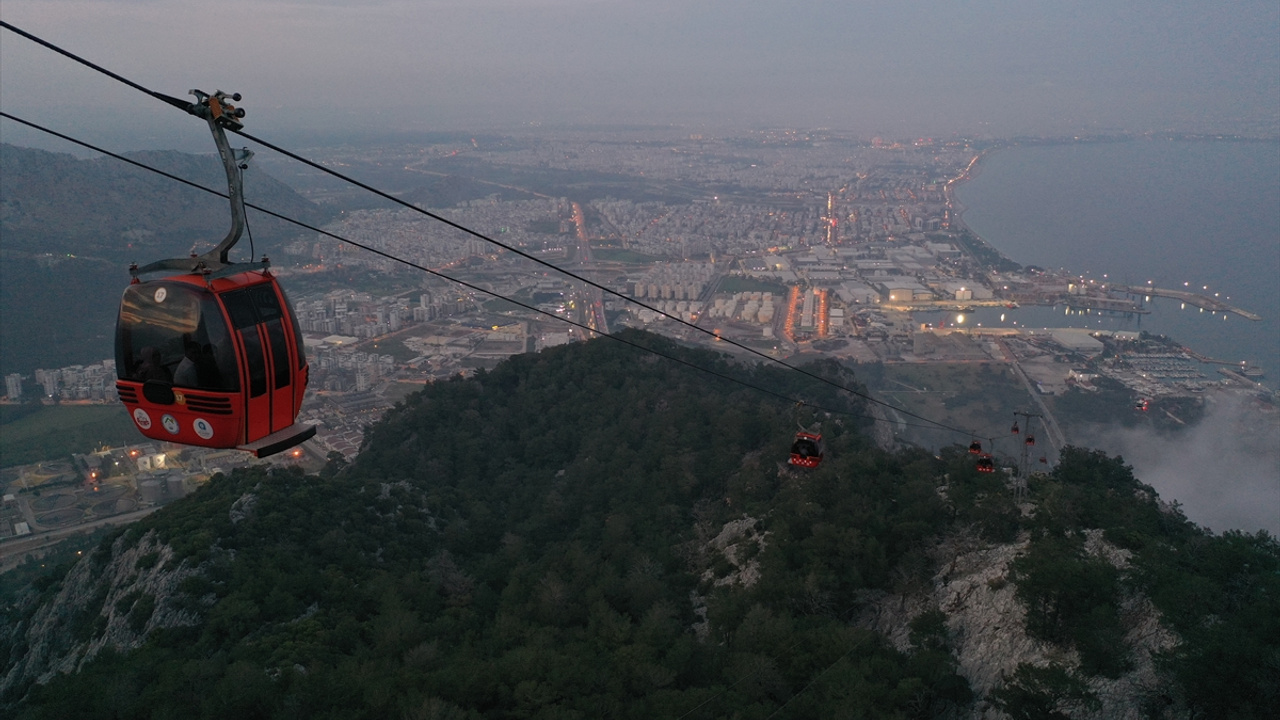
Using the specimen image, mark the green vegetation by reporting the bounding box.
[366,337,420,363]
[0,405,139,468]
[525,218,565,235]
[947,230,1021,273]
[1051,375,1203,435]
[281,268,424,299]
[0,256,122,377]
[5,331,973,718]
[990,662,1097,720]
[1,146,332,376]
[1050,376,1143,431]
[1020,448,1280,716]
[717,276,788,295]
[1010,533,1129,677]
[591,248,665,264]
[865,363,1029,451]
[2,333,1275,718]
[382,381,429,404]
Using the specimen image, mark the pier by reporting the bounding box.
[1115,285,1262,321]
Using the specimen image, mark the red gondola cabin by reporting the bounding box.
[114,89,314,458]
[976,454,996,473]
[789,431,824,468]
[116,271,313,457]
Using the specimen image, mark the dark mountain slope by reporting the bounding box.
[0,143,333,375]
[2,332,1276,718]
[0,143,331,259]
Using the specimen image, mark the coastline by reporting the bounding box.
[943,144,1005,243]
[945,138,1276,388]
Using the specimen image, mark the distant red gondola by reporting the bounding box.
[976,454,996,473]
[968,440,982,454]
[789,431,824,468]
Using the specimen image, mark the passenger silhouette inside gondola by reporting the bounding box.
[792,438,818,457]
[174,333,223,390]
[135,346,171,383]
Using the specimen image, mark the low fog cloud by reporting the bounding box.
[1080,395,1280,536]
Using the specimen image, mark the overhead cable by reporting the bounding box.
[3,110,971,434]
[0,21,982,437]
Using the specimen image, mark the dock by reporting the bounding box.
[1115,285,1262,321]
[1062,295,1149,314]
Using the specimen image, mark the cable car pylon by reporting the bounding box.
[1011,410,1044,497]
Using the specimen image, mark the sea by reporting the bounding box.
[950,139,1280,535]
[949,139,1279,390]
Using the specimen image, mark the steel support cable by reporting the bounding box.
[3,110,971,435]
[229,126,968,434]
[763,643,860,720]
[228,122,970,436]
[0,20,975,437]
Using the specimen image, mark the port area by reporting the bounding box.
[882,297,1150,314]
[1113,284,1262,321]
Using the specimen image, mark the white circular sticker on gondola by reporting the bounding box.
[161,414,180,435]
[153,287,167,303]
[133,408,152,430]
[193,418,214,439]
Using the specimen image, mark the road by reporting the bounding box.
[999,339,1067,459]
[566,201,610,335]
[0,506,162,573]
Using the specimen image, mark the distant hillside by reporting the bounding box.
[2,332,1276,718]
[0,143,332,259]
[0,144,334,376]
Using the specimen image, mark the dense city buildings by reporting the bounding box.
[3,131,1271,545]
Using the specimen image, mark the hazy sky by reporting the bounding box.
[2,0,1277,146]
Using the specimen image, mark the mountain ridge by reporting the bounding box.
[2,331,1276,718]
[0,143,335,376]
[0,143,333,259]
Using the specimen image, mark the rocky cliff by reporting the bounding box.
[1,529,199,696]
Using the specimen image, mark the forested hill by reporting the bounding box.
[0,143,334,375]
[0,143,331,259]
[3,331,1277,719]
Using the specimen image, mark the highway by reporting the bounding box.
[567,202,610,335]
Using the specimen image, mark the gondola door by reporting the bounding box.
[219,280,300,442]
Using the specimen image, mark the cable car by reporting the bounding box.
[975,454,995,473]
[1025,435,1035,447]
[115,90,314,457]
[1010,421,1020,435]
[789,431,824,469]
[1039,456,1048,464]
[1135,398,1150,412]
[968,440,982,454]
